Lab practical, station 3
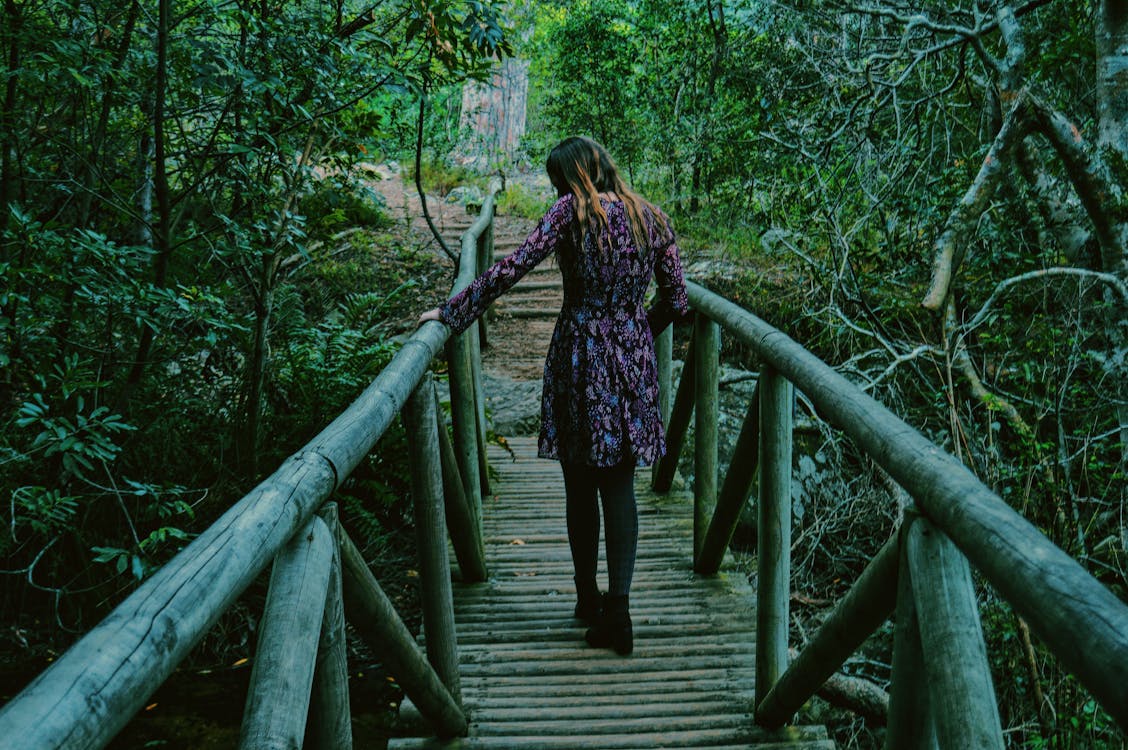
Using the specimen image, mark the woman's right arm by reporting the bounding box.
[438,195,575,334]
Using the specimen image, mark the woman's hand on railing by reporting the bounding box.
[418,308,443,327]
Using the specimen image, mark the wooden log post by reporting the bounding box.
[306,504,353,750]
[756,364,793,703]
[694,315,720,567]
[475,225,492,348]
[697,385,760,575]
[339,529,467,738]
[652,324,673,486]
[470,324,491,498]
[239,515,335,749]
[446,335,485,547]
[886,519,937,750]
[756,533,899,728]
[905,516,1003,749]
[653,337,696,493]
[655,324,673,425]
[404,374,462,705]
[434,385,487,582]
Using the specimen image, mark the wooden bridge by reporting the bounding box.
[1,187,1127,749]
[389,437,832,749]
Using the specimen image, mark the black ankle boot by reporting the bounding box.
[586,594,632,655]
[574,576,602,624]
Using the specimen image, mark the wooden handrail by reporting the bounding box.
[679,279,1128,733]
[0,188,500,749]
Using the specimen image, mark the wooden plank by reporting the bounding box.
[390,724,832,749]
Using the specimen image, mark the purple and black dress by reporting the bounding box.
[440,194,689,468]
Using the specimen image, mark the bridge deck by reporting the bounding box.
[389,437,833,749]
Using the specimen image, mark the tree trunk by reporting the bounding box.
[120,0,172,409]
[457,58,529,169]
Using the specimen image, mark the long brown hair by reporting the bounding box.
[546,136,669,251]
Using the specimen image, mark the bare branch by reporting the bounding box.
[964,267,1128,333]
[922,95,1031,310]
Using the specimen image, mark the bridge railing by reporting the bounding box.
[659,282,1128,746]
[0,189,501,749]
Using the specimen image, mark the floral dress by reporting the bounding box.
[440,193,689,467]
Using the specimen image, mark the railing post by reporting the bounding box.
[404,373,462,706]
[339,529,467,738]
[239,515,335,749]
[651,323,673,487]
[905,514,1004,749]
[697,384,760,575]
[756,364,793,702]
[693,314,719,568]
[653,336,696,492]
[306,503,353,750]
[886,514,937,750]
[469,324,491,498]
[476,219,493,349]
[434,384,488,582]
[655,324,673,425]
[446,335,485,552]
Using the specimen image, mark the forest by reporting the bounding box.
[1,0,1125,747]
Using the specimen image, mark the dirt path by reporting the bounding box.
[367,166,557,430]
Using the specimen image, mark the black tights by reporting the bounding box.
[561,459,638,598]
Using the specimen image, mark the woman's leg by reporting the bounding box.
[586,458,637,655]
[597,460,638,598]
[561,461,601,619]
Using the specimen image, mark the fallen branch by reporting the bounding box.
[787,647,890,725]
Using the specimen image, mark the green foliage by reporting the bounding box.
[406,153,486,197]
[533,1,646,175]
[1,0,512,639]
[495,182,552,219]
[303,179,393,238]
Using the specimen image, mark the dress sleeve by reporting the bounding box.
[646,213,690,336]
[440,195,575,334]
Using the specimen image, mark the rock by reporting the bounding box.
[483,373,542,437]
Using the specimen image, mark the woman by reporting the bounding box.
[419,136,689,656]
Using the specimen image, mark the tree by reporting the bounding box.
[1,0,510,634]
